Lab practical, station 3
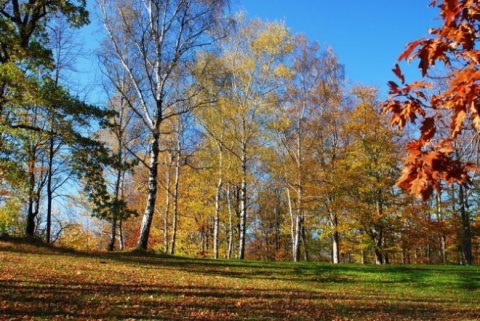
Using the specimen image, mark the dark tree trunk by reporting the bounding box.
[459,184,473,265]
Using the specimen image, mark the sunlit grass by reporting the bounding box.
[1,238,479,320]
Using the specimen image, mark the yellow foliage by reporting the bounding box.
[0,198,23,235]
[250,22,293,56]
[57,224,101,251]
[274,64,292,78]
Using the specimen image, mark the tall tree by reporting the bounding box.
[100,0,228,250]
[346,86,401,264]
[200,17,294,259]
[272,37,344,262]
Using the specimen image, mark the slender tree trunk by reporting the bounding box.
[301,223,309,261]
[274,203,280,254]
[118,218,124,250]
[46,134,54,243]
[285,187,296,260]
[213,178,222,259]
[292,184,303,262]
[213,143,223,259]
[170,150,181,255]
[331,230,340,264]
[436,193,447,264]
[137,132,160,250]
[458,184,473,265]
[108,164,123,251]
[163,156,171,253]
[294,114,304,262]
[441,234,447,264]
[374,236,384,265]
[293,208,301,262]
[227,184,234,259]
[374,198,384,265]
[26,150,38,238]
[238,149,247,259]
[118,171,126,251]
[328,208,340,264]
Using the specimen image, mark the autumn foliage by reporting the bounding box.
[382,0,479,200]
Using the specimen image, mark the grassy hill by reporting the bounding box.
[1,238,479,320]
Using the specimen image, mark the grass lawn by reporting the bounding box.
[1,238,479,320]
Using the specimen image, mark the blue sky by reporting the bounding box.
[234,0,441,97]
[79,1,441,102]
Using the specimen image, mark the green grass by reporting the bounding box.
[1,238,479,320]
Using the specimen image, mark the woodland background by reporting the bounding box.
[0,0,479,266]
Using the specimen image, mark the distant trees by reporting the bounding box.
[200,17,294,259]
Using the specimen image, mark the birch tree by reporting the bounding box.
[100,0,228,250]
[273,38,344,262]
[201,17,294,259]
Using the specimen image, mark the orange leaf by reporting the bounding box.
[450,108,466,138]
[398,39,422,62]
[392,64,405,84]
[420,117,436,143]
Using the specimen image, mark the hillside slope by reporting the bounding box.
[1,238,479,320]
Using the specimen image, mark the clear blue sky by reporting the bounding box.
[80,1,441,102]
[233,0,441,97]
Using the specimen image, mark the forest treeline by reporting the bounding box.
[0,0,478,265]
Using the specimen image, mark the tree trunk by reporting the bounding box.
[227,184,234,259]
[285,187,296,261]
[458,184,473,265]
[331,230,340,264]
[119,218,124,251]
[170,150,181,255]
[372,226,384,265]
[436,193,447,264]
[46,135,54,244]
[213,177,222,259]
[293,210,301,262]
[108,215,117,251]
[163,156,171,253]
[238,146,247,260]
[374,248,383,265]
[440,234,447,264]
[137,132,160,250]
[274,203,280,254]
[25,151,38,238]
[301,223,309,261]
[374,196,385,265]
[118,171,126,251]
[213,143,223,259]
[108,165,122,251]
[329,208,340,264]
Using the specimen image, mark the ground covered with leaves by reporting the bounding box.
[0,239,479,320]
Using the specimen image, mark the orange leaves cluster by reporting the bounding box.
[382,0,479,199]
[383,66,430,130]
[397,140,470,200]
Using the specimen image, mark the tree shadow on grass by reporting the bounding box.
[2,237,479,293]
[1,237,479,320]
[1,278,476,321]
